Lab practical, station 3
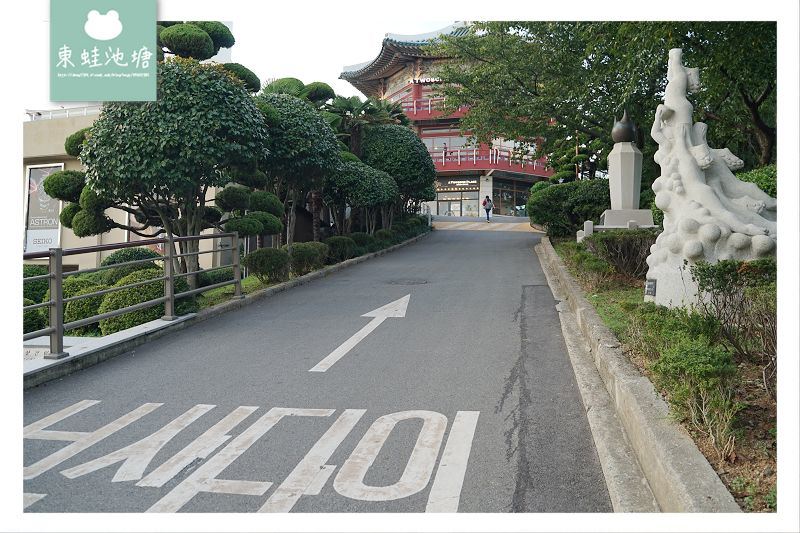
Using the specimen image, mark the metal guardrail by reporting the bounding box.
[23,232,243,359]
[25,105,103,121]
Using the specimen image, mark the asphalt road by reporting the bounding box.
[23,228,611,513]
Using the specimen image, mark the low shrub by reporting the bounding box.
[527,179,610,237]
[23,264,49,303]
[324,236,357,263]
[101,247,162,267]
[406,217,422,227]
[349,232,374,248]
[64,285,109,335]
[391,222,412,239]
[243,248,289,284]
[623,302,719,363]
[374,229,395,243]
[98,269,196,335]
[583,229,660,279]
[40,276,106,322]
[284,242,329,276]
[197,267,234,288]
[652,336,740,461]
[23,298,46,334]
[557,241,614,290]
[691,258,777,394]
[736,164,777,197]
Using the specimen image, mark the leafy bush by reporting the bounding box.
[262,77,305,96]
[623,302,719,363]
[736,165,777,197]
[99,247,162,285]
[42,170,86,203]
[556,241,614,290]
[527,179,610,237]
[160,23,215,60]
[348,232,374,247]
[225,216,264,237]
[249,190,283,217]
[406,217,422,227]
[23,298,46,334]
[221,63,260,92]
[247,211,283,235]
[197,267,234,288]
[243,248,289,283]
[23,264,49,303]
[41,276,107,322]
[691,258,777,394]
[530,181,551,195]
[374,229,395,243]
[215,186,251,213]
[391,222,412,239]
[652,336,740,461]
[284,242,329,275]
[64,285,109,335]
[98,268,196,335]
[583,229,660,279]
[324,236,357,263]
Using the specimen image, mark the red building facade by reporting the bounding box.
[340,23,553,217]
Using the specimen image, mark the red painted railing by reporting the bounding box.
[429,147,553,178]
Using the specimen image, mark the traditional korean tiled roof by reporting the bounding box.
[340,22,469,97]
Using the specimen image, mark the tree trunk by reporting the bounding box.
[310,189,321,241]
[286,189,298,246]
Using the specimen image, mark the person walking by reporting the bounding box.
[482,195,493,222]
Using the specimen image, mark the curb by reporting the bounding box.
[536,236,740,513]
[23,231,432,390]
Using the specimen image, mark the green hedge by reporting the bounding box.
[243,248,289,283]
[64,285,109,335]
[23,298,46,334]
[97,268,196,335]
[40,276,106,322]
[284,242,329,276]
[324,236,357,263]
[374,229,395,243]
[197,267,234,288]
[583,229,660,279]
[736,165,777,197]
[23,264,49,303]
[99,247,163,285]
[349,232,374,247]
[527,179,610,237]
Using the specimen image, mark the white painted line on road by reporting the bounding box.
[425,411,480,512]
[24,403,162,480]
[137,406,259,488]
[333,410,447,501]
[60,404,215,482]
[23,493,46,509]
[24,399,99,440]
[146,408,333,513]
[309,295,410,372]
[260,409,366,512]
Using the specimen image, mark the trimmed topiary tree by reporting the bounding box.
[249,191,283,218]
[243,247,290,284]
[42,170,86,203]
[527,179,611,237]
[324,236,357,263]
[246,211,283,235]
[160,23,215,60]
[215,185,251,214]
[225,216,264,237]
[284,242,329,276]
[188,21,235,53]
[222,63,260,93]
[64,128,90,157]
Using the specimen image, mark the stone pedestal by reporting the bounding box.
[599,208,654,227]
[608,142,642,210]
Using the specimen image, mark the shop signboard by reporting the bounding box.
[25,164,63,253]
[436,177,479,192]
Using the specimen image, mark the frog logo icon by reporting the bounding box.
[84,10,123,41]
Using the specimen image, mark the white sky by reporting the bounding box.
[3,1,800,532]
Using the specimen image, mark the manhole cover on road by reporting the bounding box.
[386,278,428,285]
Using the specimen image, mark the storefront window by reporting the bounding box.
[492,179,534,216]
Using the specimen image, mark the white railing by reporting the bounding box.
[401,97,466,115]
[25,105,103,121]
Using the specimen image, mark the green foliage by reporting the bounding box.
[324,236,357,263]
[339,151,360,163]
[64,285,109,335]
[362,124,436,205]
[527,179,610,237]
[41,276,105,322]
[42,170,86,203]
[79,185,113,212]
[301,82,335,105]
[64,128,90,158]
[23,298,46,334]
[98,268,196,335]
[202,206,223,225]
[71,209,113,237]
[348,232,375,248]
[225,216,264,237]
[374,229,395,243]
[530,181,551,195]
[23,264,49,303]
[735,165,777,197]
[232,169,269,189]
[262,77,305,96]
[243,248,289,284]
[249,191,283,217]
[222,62,259,92]
[80,57,268,242]
[59,202,81,228]
[197,267,234,288]
[160,23,215,60]
[284,242,329,275]
[247,211,283,235]
[583,229,660,279]
[101,247,162,266]
[188,21,235,52]
[652,336,740,461]
[622,302,719,362]
[215,186,251,213]
[691,258,777,394]
[556,241,614,290]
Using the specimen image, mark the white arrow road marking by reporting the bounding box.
[309,294,410,372]
[425,411,480,512]
[23,493,46,509]
[24,399,99,441]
